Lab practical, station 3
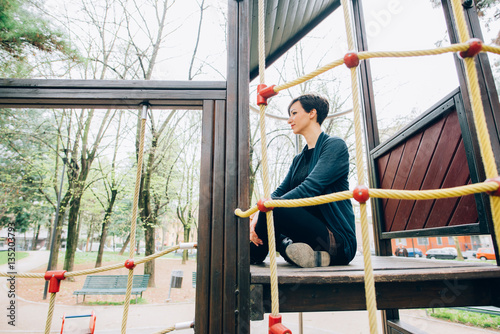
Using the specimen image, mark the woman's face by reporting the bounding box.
[287,101,316,135]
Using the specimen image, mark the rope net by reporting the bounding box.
[238,0,500,333]
[0,101,196,334]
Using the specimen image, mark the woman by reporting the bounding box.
[250,94,356,267]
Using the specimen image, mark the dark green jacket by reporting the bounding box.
[272,132,356,263]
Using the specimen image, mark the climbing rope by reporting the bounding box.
[235,182,499,218]
[236,2,500,334]
[44,293,56,334]
[450,0,500,262]
[340,0,378,332]
[271,43,500,95]
[0,103,195,334]
[152,321,194,334]
[0,245,184,279]
[153,326,175,334]
[0,244,192,333]
[257,0,281,321]
[121,103,148,334]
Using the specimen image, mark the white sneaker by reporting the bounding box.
[285,243,330,268]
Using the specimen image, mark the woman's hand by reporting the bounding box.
[249,212,263,247]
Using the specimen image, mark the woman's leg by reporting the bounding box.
[250,207,331,264]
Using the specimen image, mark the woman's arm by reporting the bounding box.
[280,137,349,200]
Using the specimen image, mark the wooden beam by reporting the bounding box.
[195,100,216,334]
[0,79,226,109]
[254,277,500,313]
[236,0,251,332]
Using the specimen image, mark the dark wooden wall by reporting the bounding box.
[375,104,478,233]
[370,89,491,239]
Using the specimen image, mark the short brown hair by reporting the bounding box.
[288,94,329,125]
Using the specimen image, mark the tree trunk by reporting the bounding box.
[86,219,93,252]
[182,225,191,264]
[64,192,82,273]
[119,233,130,256]
[96,189,117,267]
[46,216,53,250]
[76,212,82,251]
[32,223,40,250]
[139,133,159,288]
[140,182,156,287]
[454,236,464,261]
[144,221,156,287]
[48,192,71,270]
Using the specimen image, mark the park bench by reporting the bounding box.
[73,274,150,303]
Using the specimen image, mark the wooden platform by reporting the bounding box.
[250,256,500,319]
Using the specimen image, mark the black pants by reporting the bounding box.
[250,206,341,264]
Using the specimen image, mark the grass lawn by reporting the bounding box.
[428,308,500,330]
[83,297,147,306]
[56,249,193,266]
[58,251,145,266]
[0,248,192,267]
[0,251,29,265]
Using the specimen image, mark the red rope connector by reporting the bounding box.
[459,38,483,59]
[257,84,278,106]
[486,177,500,196]
[353,185,370,203]
[44,270,66,293]
[269,314,292,334]
[344,52,360,68]
[257,198,274,213]
[124,259,136,269]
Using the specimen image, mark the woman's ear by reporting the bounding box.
[310,109,317,119]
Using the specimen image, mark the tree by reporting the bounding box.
[94,111,128,267]
[0,0,78,75]
[0,108,58,248]
[61,108,116,274]
[115,0,208,287]
[173,113,202,264]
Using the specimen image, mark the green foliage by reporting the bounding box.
[57,251,145,266]
[428,308,500,330]
[83,297,147,306]
[0,108,56,232]
[0,0,75,57]
[475,0,500,12]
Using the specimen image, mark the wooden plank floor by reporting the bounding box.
[251,256,500,283]
[250,256,500,314]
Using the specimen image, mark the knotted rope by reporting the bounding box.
[257,0,280,318]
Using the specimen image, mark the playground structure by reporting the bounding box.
[60,310,96,334]
[1,1,500,334]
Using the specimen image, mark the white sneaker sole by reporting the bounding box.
[285,243,330,268]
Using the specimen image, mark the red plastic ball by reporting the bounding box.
[124,259,135,269]
[344,52,360,68]
[486,177,500,196]
[257,198,273,212]
[353,185,370,203]
[459,38,483,58]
